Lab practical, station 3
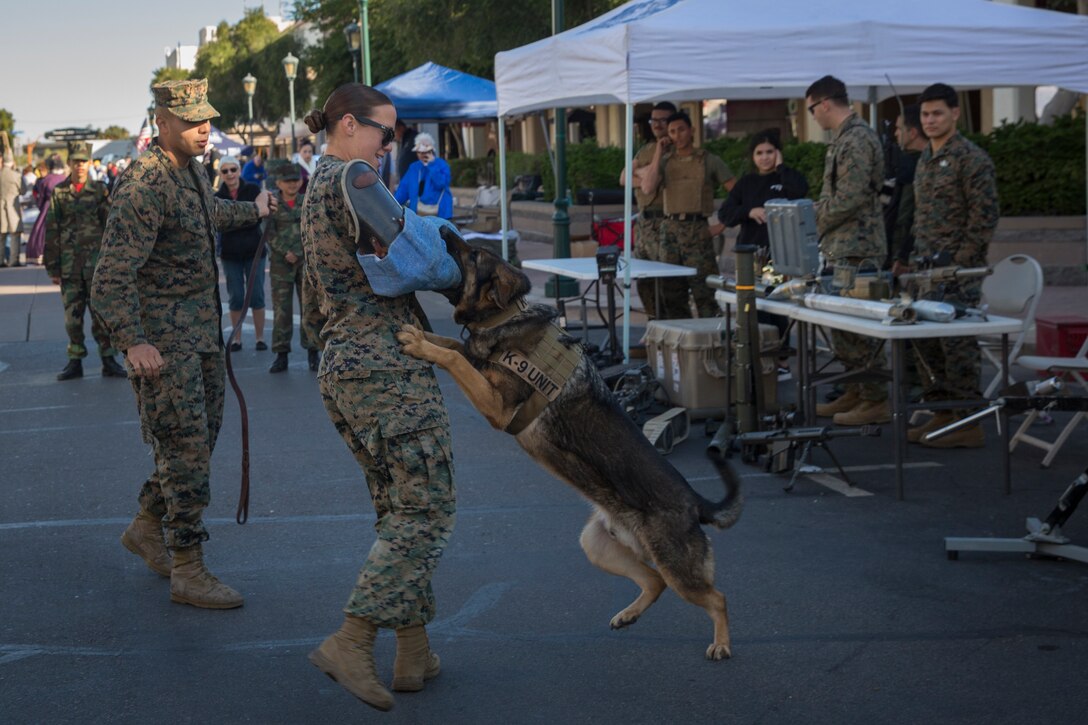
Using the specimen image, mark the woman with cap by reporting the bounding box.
[300,83,455,711]
[393,132,452,219]
[215,155,267,350]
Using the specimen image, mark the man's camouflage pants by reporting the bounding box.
[827,256,888,402]
[633,214,664,319]
[912,282,982,409]
[320,368,456,629]
[270,258,318,353]
[61,264,116,360]
[131,350,224,549]
[655,217,719,319]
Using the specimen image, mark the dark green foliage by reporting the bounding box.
[966,114,1085,216]
[540,140,626,198]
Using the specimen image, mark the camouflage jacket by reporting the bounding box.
[912,133,999,267]
[91,144,260,353]
[267,190,304,265]
[300,154,429,376]
[43,177,110,278]
[815,113,886,261]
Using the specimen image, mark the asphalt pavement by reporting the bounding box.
[1,259,1086,725]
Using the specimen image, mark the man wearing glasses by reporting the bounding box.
[805,75,890,426]
[92,79,276,610]
[623,101,676,318]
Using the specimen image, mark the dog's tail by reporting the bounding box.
[699,447,744,529]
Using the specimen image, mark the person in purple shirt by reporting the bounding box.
[26,154,67,263]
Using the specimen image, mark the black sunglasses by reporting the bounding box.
[354,116,395,146]
[807,94,847,115]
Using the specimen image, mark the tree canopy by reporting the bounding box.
[0,108,13,135]
[293,0,625,105]
[99,125,132,140]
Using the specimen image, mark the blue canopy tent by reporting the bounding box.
[208,125,244,154]
[375,61,497,121]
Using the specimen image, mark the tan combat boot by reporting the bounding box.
[309,616,394,711]
[921,421,984,449]
[815,388,860,418]
[833,398,892,426]
[120,510,171,577]
[392,625,441,692]
[169,545,244,609]
[907,412,955,443]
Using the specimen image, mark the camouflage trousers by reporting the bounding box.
[270,259,318,353]
[654,218,719,319]
[131,350,225,550]
[320,368,456,629]
[60,265,116,359]
[828,257,888,402]
[633,214,664,319]
[912,284,982,407]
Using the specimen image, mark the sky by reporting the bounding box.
[1,0,290,143]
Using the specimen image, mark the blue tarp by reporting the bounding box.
[208,125,244,153]
[375,62,497,121]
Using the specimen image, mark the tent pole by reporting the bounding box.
[498,117,509,261]
[868,86,877,128]
[622,101,633,363]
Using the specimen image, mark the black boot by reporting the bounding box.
[101,356,128,378]
[269,352,289,373]
[57,359,83,381]
[308,349,320,371]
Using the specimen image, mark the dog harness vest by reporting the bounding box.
[477,298,582,435]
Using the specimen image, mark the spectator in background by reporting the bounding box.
[241,150,267,189]
[711,128,808,377]
[711,129,808,249]
[394,133,452,218]
[26,154,67,264]
[1,157,22,266]
[293,139,317,193]
[215,155,267,351]
[398,121,417,181]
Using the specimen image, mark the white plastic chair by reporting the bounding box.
[1008,334,1088,467]
[979,254,1044,398]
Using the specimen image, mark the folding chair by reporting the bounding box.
[979,254,1043,397]
[1008,334,1088,467]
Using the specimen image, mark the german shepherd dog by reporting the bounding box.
[395,231,743,660]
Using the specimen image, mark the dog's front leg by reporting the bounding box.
[423,332,465,354]
[397,325,512,430]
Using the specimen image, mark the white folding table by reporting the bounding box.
[716,289,1023,499]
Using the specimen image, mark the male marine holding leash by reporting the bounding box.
[92,79,275,609]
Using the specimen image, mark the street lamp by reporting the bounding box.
[344,22,360,83]
[282,52,299,154]
[242,72,257,147]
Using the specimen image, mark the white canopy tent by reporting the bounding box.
[493,0,1088,360]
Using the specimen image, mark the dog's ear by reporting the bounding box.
[487,264,522,309]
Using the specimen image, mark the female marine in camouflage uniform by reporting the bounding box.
[300,83,455,712]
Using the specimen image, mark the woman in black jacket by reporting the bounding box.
[711,129,809,249]
[215,156,267,350]
[710,130,809,377]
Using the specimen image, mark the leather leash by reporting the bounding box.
[225,215,274,524]
[188,164,268,525]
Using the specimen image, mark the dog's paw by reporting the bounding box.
[609,610,640,630]
[705,642,732,661]
[396,325,426,357]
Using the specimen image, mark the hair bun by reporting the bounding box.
[303,109,327,133]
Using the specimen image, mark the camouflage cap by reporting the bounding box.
[268,159,302,180]
[151,78,220,123]
[67,141,92,161]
